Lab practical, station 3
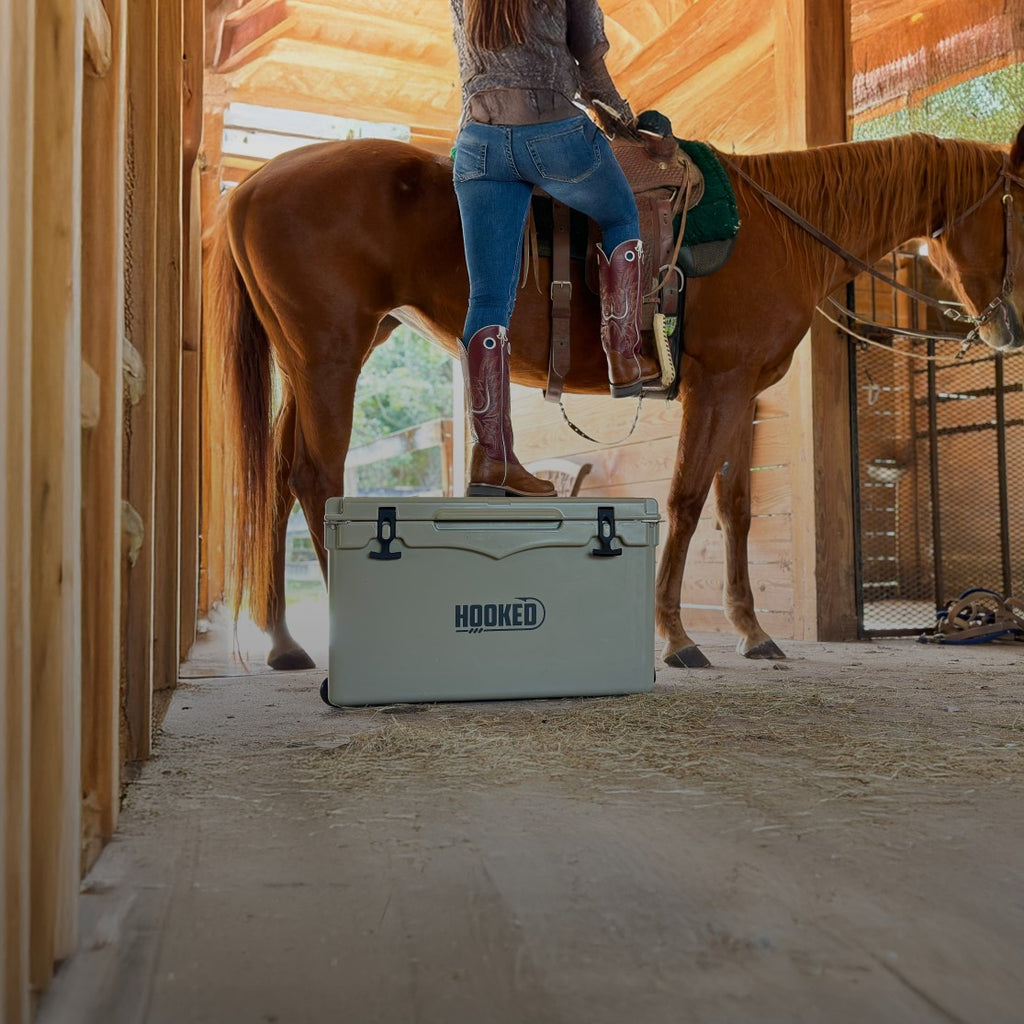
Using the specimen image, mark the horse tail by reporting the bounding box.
[205,207,276,632]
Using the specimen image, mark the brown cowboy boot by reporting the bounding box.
[460,325,556,497]
[596,238,661,397]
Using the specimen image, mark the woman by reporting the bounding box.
[450,0,659,497]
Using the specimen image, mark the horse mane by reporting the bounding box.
[731,134,1003,276]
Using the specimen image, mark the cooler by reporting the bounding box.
[322,496,660,706]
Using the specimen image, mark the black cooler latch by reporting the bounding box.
[592,506,622,558]
[369,506,402,561]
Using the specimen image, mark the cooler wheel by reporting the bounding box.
[320,677,334,707]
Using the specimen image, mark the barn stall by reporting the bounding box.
[2,1,1022,1020]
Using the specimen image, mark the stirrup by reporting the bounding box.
[653,313,677,386]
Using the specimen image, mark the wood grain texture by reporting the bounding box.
[122,0,159,760]
[3,4,35,1018]
[30,0,84,988]
[81,0,125,873]
[152,0,184,695]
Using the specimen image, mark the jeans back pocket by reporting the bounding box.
[453,139,488,182]
[526,121,601,184]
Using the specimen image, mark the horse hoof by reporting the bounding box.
[741,639,786,660]
[267,646,316,671]
[663,645,711,669]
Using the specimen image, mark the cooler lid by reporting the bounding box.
[324,496,659,524]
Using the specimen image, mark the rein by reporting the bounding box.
[722,154,1024,353]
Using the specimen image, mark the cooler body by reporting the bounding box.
[323,497,659,706]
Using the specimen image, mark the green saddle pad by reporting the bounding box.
[675,139,740,247]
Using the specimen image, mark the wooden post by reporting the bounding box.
[123,0,159,760]
[152,0,184,694]
[777,0,858,641]
[179,0,205,659]
[81,0,126,872]
[199,103,227,618]
[3,5,36,1018]
[30,0,84,990]
[1,4,12,1012]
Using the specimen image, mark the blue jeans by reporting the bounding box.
[453,115,639,343]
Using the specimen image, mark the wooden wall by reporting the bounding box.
[513,0,854,643]
[1,0,204,1015]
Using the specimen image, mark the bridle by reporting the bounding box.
[723,153,1024,353]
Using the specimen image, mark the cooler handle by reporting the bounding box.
[432,506,566,524]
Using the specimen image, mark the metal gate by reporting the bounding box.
[848,249,1024,636]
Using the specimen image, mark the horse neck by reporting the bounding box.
[738,135,1002,289]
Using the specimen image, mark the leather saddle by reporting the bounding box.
[538,123,704,402]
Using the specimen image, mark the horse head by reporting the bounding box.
[926,124,1024,353]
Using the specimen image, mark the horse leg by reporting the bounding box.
[657,371,760,668]
[265,389,317,670]
[286,346,370,593]
[712,399,786,660]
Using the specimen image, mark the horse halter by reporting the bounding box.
[930,156,1024,337]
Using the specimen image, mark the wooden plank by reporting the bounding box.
[199,105,227,617]
[179,0,205,661]
[83,0,112,75]
[152,0,184,695]
[681,606,795,638]
[30,0,84,988]
[1,2,13,1012]
[180,347,201,660]
[80,0,125,873]
[122,0,159,760]
[617,0,767,114]
[3,3,35,1016]
[223,42,460,131]
[677,561,795,615]
[345,418,452,467]
[212,0,290,72]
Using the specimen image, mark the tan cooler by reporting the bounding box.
[322,497,660,706]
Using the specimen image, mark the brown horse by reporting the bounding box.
[206,124,1024,671]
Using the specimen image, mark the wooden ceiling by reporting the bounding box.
[204,0,1023,153]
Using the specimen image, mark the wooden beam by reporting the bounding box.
[80,0,125,873]
[199,105,228,617]
[615,0,766,103]
[122,0,159,761]
[221,38,460,130]
[345,418,453,468]
[3,2,35,1018]
[83,0,112,75]
[286,3,455,66]
[777,0,858,643]
[180,0,205,660]
[213,0,293,73]
[152,0,184,696]
[30,0,84,990]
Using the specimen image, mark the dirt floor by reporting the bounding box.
[37,620,1023,1024]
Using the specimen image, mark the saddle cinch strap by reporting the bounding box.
[539,131,704,402]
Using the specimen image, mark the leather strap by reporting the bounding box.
[544,200,572,402]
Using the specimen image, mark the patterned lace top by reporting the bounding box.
[448,0,625,127]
